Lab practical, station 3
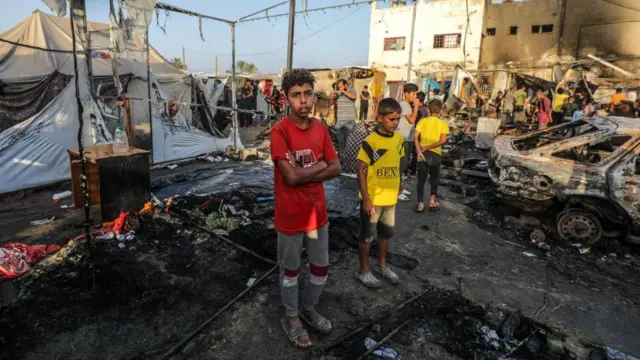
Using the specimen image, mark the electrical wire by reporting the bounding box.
[183,6,364,59]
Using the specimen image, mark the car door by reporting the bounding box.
[608,137,640,235]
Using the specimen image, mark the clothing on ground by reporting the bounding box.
[270,117,337,235]
[335,88,357,122]
[357,130,405,207]
[398,101,415,141]
[278,224,329,317]
[341,123,370,174]
[415,116,450,155]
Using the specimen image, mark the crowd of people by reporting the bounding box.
[269,69,450,348]
[488,83,639,130]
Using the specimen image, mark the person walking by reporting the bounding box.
[503,86,516,124]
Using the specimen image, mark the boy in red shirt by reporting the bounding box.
[270,69,342,348]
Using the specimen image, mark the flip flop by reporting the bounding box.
[429,202,440,212]
[281,319,313,348]
[414,204,425,213]
[299,311,333,334]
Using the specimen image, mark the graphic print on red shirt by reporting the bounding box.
[270,117,338,235]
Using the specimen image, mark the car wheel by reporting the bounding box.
[556,209,603,245]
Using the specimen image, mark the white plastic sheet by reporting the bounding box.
[0,71,112,194]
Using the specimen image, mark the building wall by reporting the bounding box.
[480,0,564,70]
[368,0,486,82]
[562,0,640,59]
[480,0,640,71]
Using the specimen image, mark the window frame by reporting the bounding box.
[383,37,406,51]
[433,33,462,49]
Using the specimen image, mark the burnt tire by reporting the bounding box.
[556,209,603,245]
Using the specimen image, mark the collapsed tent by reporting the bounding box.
[0,11,241,194]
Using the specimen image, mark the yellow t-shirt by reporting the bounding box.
[357,130,405,206]
[552,93,568,112]
[415,116,450,155]
[515,89,527,106]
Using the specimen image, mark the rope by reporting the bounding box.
[97,94,266,115]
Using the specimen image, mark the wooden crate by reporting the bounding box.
[68,144,151,222]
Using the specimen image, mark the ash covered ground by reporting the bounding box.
[1,143,640,359]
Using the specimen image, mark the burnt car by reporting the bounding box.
[489,117,640,245]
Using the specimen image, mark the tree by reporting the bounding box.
[236,60,258,74]
[169,57,187,70]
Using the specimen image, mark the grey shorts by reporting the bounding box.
[358,202,396,243]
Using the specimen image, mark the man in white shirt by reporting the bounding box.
[398,83,420,180]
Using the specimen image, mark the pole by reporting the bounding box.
[587,54,638,79]
[286,0,296,72]
[182,47,186,67]
[146,28,154,158]
[557,0,568,57]
[215,56,219,75]
[463,0,470,70]
[231,23,238,148]
[406,1,417,83]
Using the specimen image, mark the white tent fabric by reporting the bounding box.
[0,10,192,121]
[142,77,241,163]
[0,12,243,193]
[0,70,112,194]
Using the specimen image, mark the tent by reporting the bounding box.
[0,11,241,194]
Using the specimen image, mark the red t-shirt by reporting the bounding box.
[270,117,338,235]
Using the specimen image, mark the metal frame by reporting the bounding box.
[135,0,382,148]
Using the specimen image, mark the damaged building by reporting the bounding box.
[369,0,640,92]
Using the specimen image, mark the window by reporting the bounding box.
[532,25,540,33]
[434,33,461,49]
[486,28,496,36]
[384,37,406,51]
[541,24,554,33]
[509,26,518,35]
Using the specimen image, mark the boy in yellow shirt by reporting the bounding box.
[355,98,405,288]
[414,99,450,212]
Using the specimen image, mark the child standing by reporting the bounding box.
[414,99,450,213]
[270,69,342,348]
[355,98,405,288]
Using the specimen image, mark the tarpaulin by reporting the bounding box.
[0,72,69,132]
[125,0,159,39]
[41,0,67,17]
[0,243,61,280]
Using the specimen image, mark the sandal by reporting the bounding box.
[414,203,425,213]
[281,318,313,348]
[429,201,440,212]
[299,311,333,334]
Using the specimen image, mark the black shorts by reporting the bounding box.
[358,202,396,243]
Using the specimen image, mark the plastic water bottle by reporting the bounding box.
[364,337,401,360]
[113,126,129,153]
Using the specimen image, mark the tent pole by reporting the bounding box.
[69,0,93,264]
[231,23,238,149]
[146,27,154,159]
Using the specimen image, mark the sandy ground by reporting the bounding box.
[1,126,639,359]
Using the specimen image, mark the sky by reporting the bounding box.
[0,0,373,74]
